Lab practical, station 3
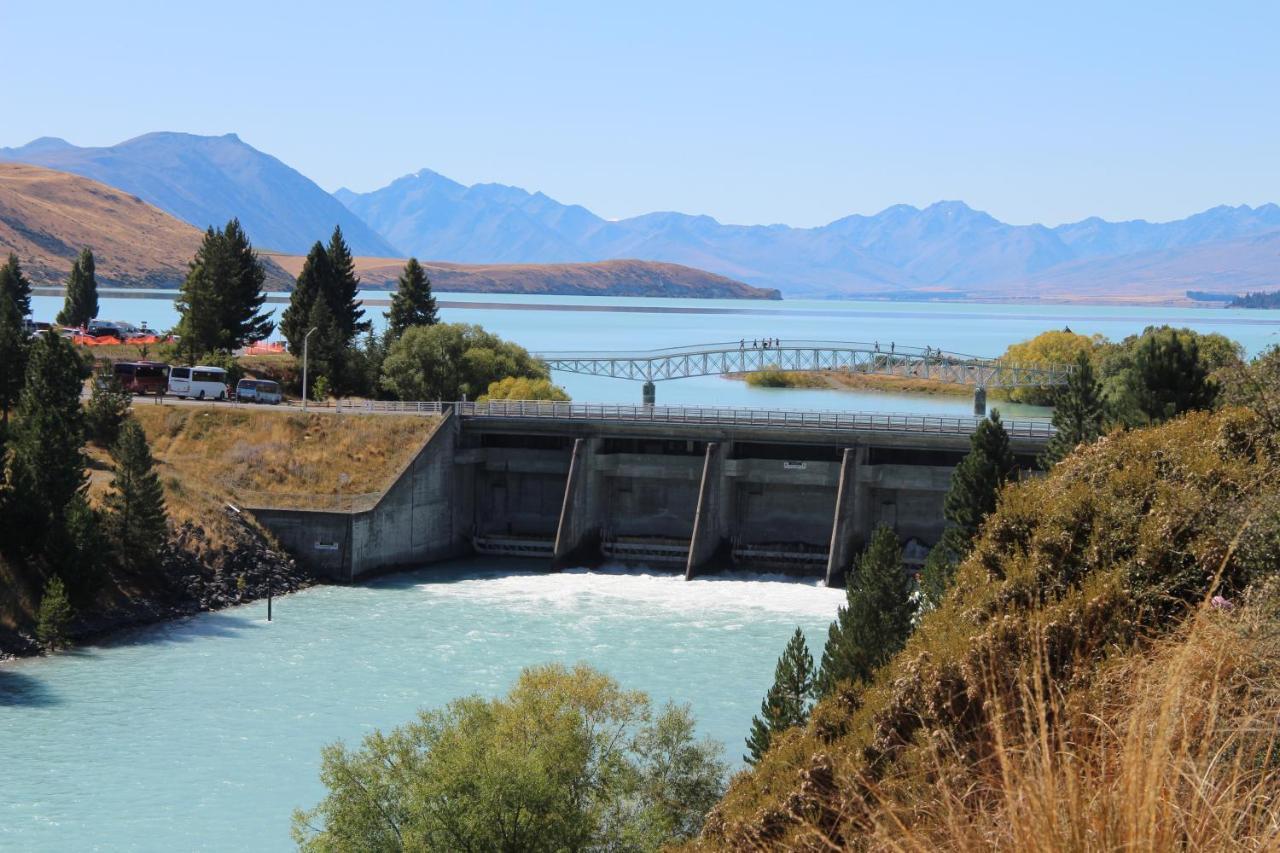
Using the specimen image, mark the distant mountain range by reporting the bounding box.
[3,131,1278,302]
[0,162,770,301]
[0,133,398,257]
[338,169,1280,300]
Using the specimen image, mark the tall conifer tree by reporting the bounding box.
[386,257,438,341]
[0,253,32,317]
[174,221,272,358]
[8,333,90,556]
[56,249,99,328]
[920,411,1018,607]
[175,226,231,360]
[217,219,274,347]
[103,418,169,571]
[0,288,28,424]
[1041,351,1105,466]
[745,627,815,764]
[325,225,367,344]
[817,525,915,697]
[281,241,330,355]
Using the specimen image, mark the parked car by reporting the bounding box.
[168,365,229,400]
[87,320,142,339]
[235,378,282,404]
[113,361,170,395]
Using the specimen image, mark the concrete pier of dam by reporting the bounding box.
[247,402,1051,587]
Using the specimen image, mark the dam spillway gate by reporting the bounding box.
[249,402,1052,587]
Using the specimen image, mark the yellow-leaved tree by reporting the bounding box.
[997,329,1106,404]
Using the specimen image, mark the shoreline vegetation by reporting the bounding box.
[728,325,1248,406]
[731,369,971,396]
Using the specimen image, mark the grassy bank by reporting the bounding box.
[735,369,971,396]
[118,407,439,540]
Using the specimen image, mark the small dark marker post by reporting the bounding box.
[267,577,273,622]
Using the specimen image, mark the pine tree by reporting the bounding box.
[56,248,99,328]
[1125,328,1218,424]
[36,575,73,649]
[85,373,132,446]
[1040,350,1105,466]
[0,252,32,317]
[817,525,915,697]
[280,241,330,355]
[919,411,1018,607]
[174,226,231,360]
[8,333,89,551]
[386,257,439,341]
[745,627,815,764]
[218,219,274,347]
[304,296,342,393]
[0,287,28,424]
[103,418,169,571]
[174,221,273,358]
[325,226,368,344]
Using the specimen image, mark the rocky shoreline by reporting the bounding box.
[1,520,315,660]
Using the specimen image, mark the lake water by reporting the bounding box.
[0,563,843,851]
[29,291,1280,415]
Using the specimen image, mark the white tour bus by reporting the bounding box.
[168,366,230,400]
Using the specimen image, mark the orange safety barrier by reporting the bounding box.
[72,334,172,346]
[245,341,286,355]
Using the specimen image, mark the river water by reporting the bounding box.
[0,564,843,851]
[7,293,1280,850]
[28,291,1280,415]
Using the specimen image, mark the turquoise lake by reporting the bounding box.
[28,290,1280,414]
[6,294,1280,849]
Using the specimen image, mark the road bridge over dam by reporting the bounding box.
[249,402,1053,587]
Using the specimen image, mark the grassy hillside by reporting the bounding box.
[0,162,294,290]
[0,162,202,288]
[263,253,781,299]
[697,408,1280,850]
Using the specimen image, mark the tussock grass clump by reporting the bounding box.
[697,409,1280,850]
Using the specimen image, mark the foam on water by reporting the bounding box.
[0,561,843,852]
[422,564,843,618]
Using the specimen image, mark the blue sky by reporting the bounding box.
[2,1,1277,227]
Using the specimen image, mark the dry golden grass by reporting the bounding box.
[850,591,1280,852]
[0,162,202,288]
[90,407,439,548]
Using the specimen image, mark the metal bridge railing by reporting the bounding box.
[456,400,1055,439]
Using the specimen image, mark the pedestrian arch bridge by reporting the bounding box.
[534,339,1073,413]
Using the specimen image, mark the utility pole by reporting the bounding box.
[301,326,318,411]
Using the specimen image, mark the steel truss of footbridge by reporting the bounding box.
[536,340,1073,389]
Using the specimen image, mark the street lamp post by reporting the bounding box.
[301,326,318,411]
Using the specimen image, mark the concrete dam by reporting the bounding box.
[249,402,1052,587]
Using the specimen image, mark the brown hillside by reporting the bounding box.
[0,162,777,299]
[0,162,203,288]
[262,254,781,299]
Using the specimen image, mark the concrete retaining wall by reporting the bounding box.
[248,413,469,582]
